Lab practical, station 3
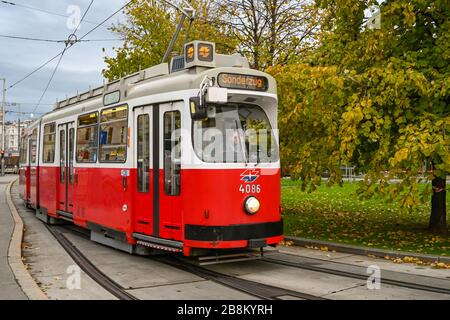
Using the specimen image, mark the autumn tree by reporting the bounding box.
[271,0,449,231]
[102,0,238,80]
[212,0,319,70]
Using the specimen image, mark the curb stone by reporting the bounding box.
[6,178,48,300]
[284,236,450,264]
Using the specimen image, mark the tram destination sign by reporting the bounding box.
[218,73,268,92]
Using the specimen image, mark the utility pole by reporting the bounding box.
[1,78,5,176]
[17,103,21,157]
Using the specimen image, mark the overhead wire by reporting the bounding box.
[4,0,135,113]
[76,0,135,41]
[0,34,124,43]
[72,0,95,36]
[6,102,53,106]
[5,110,44,115]
[7,0,134,94]
[31,47,68,114]
[7,51,64,90]
[0,0,107,28]
[31,0,95,114]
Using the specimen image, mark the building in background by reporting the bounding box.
[2,120,31,153]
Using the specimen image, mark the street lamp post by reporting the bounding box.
[17,104,21,159]
[1,78,5,176]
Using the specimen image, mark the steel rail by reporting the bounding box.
[57,223,327,300]
[45,225,138,300]
[57,224,325,300]
[154,255,328,301]
[262,255,450,296]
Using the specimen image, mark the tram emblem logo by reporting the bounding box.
[240,169,260,183]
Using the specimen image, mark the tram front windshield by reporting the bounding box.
[192,103,279,163]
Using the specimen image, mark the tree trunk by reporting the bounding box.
[429,176,447,233]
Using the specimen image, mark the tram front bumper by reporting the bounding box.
[184,220,283,249]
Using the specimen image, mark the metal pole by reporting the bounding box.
[162,14,187,63]
[1,78,5,176]
[160,0,195,63]
[17,103,20,155]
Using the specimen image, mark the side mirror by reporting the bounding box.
[206,87,228,104]
[189,97,207,120]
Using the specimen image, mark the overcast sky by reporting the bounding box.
[0,0,127,121]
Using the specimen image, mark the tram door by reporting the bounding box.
[159,102,182,241]
[134,106,153,235]
[133,102,182,240]
[57,123,75,214]
[29,129,38,208]
[24,134,31,205]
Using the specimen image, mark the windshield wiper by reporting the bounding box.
[234,119,248,165]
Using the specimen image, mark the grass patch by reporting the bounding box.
[281,179,450,256]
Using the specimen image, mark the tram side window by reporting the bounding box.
[43,123,56,163]
[163,111,181,196]
[30,129,37,164]
[99,105,128,163]
[76,112,99,163]
[137,114,150,193]
[69,128,75,183]
[60,129,66,183]
[19,137,27,163]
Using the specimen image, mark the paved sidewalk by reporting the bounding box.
[11,180,115,299]
[0,175,27,300]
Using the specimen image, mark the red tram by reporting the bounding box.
[19,41,283,256]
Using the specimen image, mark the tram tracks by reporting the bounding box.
[153,255,327,300]
[37,222,450,300]
[261,253,450,296]
[45,221,450,300]
[47,224,326,300]
[45,225,138,300]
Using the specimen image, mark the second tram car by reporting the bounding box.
[19,41,283,257]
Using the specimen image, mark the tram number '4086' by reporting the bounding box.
[239,184,261,194]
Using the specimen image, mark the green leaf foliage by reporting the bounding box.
[270,0,449,211]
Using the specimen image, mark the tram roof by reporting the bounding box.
[25,41,277,129]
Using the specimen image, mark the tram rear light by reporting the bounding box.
[244,196,260,215]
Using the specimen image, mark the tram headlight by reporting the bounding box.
[244,196,260,215]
